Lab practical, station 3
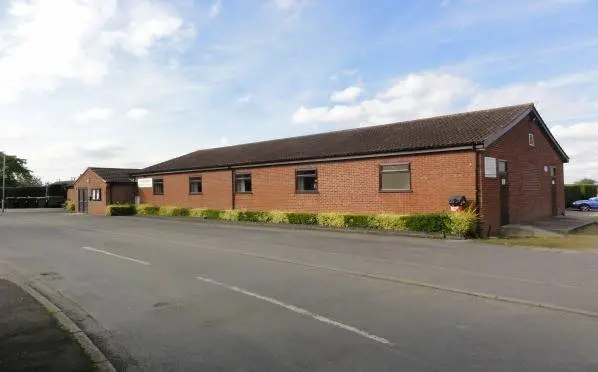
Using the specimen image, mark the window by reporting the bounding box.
[189,176,202,194]
[549,166,556,177]
[380,164,411,191]
[235,173,252,193]
[498,160,507,174]
[296,169,318,192]
[528,133,535,147]
[153,178,164,195]
[90,188,101,201]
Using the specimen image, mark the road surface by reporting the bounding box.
[1,210,597,371]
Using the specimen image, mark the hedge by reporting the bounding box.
[64,200,76,212]
[106,204,137,216]
[565,184,598,207]
[128,204,478,237]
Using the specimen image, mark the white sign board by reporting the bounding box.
[137,178,153,188]
[484,157,497,178]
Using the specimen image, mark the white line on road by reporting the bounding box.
[195,275,392,346]
[81,247,151,266]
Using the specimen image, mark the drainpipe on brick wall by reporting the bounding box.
[474,144,482,236]
[230,168,235,210]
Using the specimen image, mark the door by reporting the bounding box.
[550,166,558,216]
[77,188,88,213]
[498,160,509,225]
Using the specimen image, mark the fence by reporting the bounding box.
[3,182,70,209]
[565,184,598,207]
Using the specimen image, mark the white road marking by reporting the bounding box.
[81,246,151,266]
[195,275,392,346]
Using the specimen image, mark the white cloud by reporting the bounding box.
[125,108,150,120]
[275,0,297,10]
[330,86,362,103]
[73,108,113,122]
[237,93,253,103]
[292,105,363,124]
[209,0,222,18]
[0,0,191,103]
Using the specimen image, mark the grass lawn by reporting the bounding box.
[484,223,598,250]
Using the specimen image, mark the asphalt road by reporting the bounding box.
[1,210,598,371]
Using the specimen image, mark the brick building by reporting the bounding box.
[70,168,139,214]
[72,104,568,236]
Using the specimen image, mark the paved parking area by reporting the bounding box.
[1,210,598,371]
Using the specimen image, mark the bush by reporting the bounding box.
[446,209,478,237]
[158,206,190,217]
[316,213,346,228]
[343,214,375,229]
[286,212,318,225]
[106,204,136,216]
[238,210,270,222]
[220,209,241,221]
[64,200,76,212]
[202,209,222,220]
[189,208,206,217]
[136,204,160,216]
[403,213,449,233]
[268,211,289,224]
[373,214,408,230]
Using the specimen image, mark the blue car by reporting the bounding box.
[571,196,598,212]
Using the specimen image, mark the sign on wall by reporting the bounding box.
[484,157,497,178]
[137,178,153,188]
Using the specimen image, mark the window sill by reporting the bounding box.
[153,193,164,196]
[235,192,253,194]
[189,192,203,195]
[379,189,412,193]
[296,191,319,194]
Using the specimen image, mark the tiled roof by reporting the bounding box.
[137,103,559,175]
[90,168,140,183]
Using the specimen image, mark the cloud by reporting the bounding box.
[237,93,253,103]
[551,122,598,180]
[330,86,362,103]
[209,0,222,18]
[292,105,363,124]
[73,108,113,122]
[125,108,150,120]
[274,0,297,10]
[0,0,191,103]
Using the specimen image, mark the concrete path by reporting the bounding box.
[0,279,94,372]
[1,210,598,371]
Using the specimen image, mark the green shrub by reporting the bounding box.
[268,211,289,224]
[316,212,346,228]
[286,212,318,225]
[373,214,408,230]
[202,209,222,220]
[238,210,270,222]
[403,213,450,233]
[343,214,375,229]
[158,206,190,217]
[136,204,160,216]
[64,200,76,212]
[446,209,478,237]
[106,204,136,216]
[189,208,206,217]
[220,209,241,221]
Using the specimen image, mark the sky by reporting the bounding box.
[0,0,597,183]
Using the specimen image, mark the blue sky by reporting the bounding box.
[0,0,597,182]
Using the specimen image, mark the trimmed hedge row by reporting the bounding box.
[104,204,478,237]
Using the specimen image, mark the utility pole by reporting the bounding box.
[2,152,5,213]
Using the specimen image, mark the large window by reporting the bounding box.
[296,169,318,192]
[90,188,101,201]
[235,173,252,193]
[380,164,411,191]
[153,178,164,195]
[189,176,202,194]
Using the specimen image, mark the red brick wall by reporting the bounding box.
[72,169,107,215]
[139,151,477,215]
[481,115,565,235]
[138,170,233,210]
[109,184,137,205]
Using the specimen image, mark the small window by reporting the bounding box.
[90,188,101,201]
[528,133,535,147]
[498,160,507,174]
[380,164,411,191]
[189,176,202,194]
[153,179,164,195]
[235,173,252,193]
[549,166,556,177]
[296,169,318,192]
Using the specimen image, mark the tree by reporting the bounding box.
[574,178,597,185]
[1,154,41,187]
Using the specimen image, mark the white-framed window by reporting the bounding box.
[528,133,535,147]
[90,188,101,201]
[380,163,411,191]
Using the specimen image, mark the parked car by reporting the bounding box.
[571,196,598,211]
